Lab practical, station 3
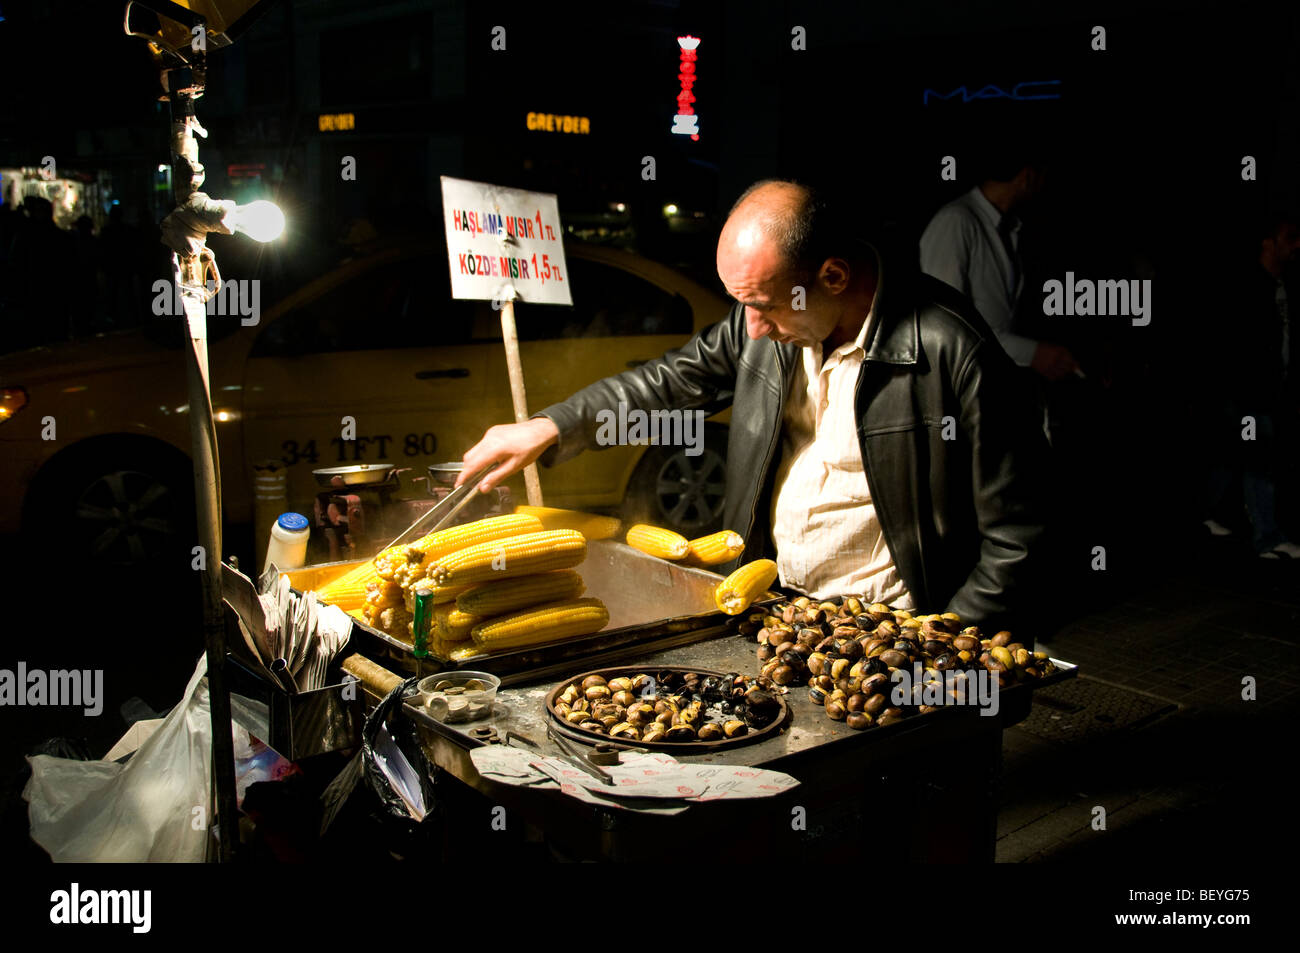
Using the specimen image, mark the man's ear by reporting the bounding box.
[818,258,851,295]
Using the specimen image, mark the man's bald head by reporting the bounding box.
[719,180,818,285]
[716,179,879,349]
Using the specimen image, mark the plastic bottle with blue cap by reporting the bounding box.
[264,512,310,572]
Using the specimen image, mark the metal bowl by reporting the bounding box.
[311,464,396,487]
[427,462,465,487]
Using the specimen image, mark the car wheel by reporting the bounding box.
[26,439,196,567]
[625,425,727,536]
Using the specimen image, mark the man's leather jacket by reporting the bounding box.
[536,251,1054,630]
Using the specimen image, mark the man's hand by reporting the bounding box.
[456,417,560,492]
[1029,342,1081,382]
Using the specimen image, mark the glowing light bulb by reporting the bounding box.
[228,200,285,242]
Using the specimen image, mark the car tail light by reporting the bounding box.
[0,387,28,424]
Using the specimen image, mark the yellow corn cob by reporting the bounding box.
[374,513,544,582]
[426,529,587,587]
[403,583,472,613]
[449,643,488,662]
[515,505,621,540]
[364,583,403,610]
[469,597,609,649]
[313,561,384,611]
[686,530,746,567]
[715,559,778,615]
[455,570,585,617]
[445,608,483,634]
[626,523,690,560]
[407,602,479,645]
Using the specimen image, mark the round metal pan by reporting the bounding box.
[427,462,465,487]
[545,664,790,752]
[312,464,396,487]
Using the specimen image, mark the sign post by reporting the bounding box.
[440,176,573,506]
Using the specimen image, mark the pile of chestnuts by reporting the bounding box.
[550,669,783,744]
[738,596,1058,732]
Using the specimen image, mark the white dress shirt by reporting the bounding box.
[769,249,913,607]
[919,185,1038,366]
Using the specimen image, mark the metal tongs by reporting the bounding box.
[385,462,498,551]
[398,463,497,677]
[546,720,616,786]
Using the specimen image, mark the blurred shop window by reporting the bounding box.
[506,258,694,341]
[250,259,475,356]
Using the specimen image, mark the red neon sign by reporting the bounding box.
[672,35,700,140]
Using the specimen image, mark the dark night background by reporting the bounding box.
[0,0,1296,877]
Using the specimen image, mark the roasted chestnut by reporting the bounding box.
[697,723,723,741]
[830,658,852,681]
[771,664,797,686]
[846,692,868,713]
[655,711,675,728]
[878,650,909,669]
[579,720,607,734]
[932,652,959,672]
[835,638,864,661]
[952,635,980,653]
[665,724,697,741]
[846,711,872,731]
[642,723,667,743]
[861,673,890,696]
[611,690,637,707]
[626,703,656,726]
[585,685,612,701]
[581,675,608,691]
[824,700,847,721]
[877,707,905,727]
[743,689,780,727]
[607,676,633,693]
[808,686,828,705]
[609,722,640,739]
[865,692,888,715]
[565,710,590,725]
[723,719,748,738]
[990,631,1013,647]
[630,673,654,694]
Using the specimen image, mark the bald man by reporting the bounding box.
[458,181,1053,630]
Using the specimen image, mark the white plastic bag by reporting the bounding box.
[24,655,215,862]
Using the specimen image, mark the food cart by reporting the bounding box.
[268,516,1077,863]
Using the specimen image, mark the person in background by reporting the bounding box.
[1203,210,1300,558]
[919,151,1081,384]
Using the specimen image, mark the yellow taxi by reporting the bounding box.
[0,242,732,562]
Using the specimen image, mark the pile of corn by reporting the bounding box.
[323,508,617,660]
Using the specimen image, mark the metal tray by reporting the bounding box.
[342,540,780,685]
[544,664,791,752]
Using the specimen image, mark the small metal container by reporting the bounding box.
[426,462,465,487]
